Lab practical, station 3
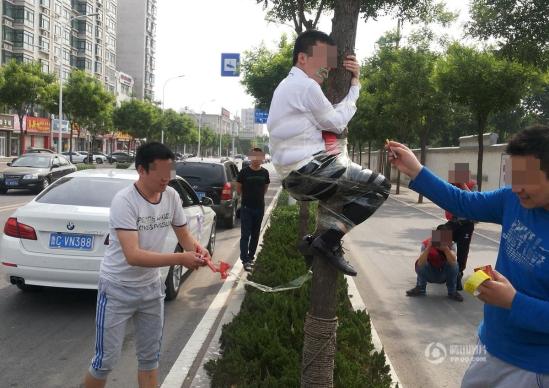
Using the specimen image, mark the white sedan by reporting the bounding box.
[0,169,217,300]
[62,151,88,164]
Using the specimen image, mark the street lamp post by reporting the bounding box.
[57,13,99,154]
[161,74,185,144]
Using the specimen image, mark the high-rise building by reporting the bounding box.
[0,0,118,92]
[241,108,264,139]
[115,0,156,100]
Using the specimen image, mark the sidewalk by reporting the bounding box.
[389,183,502,244]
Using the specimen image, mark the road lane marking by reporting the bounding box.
[388,196,501,245]
[161,187,282,388]
[346,275,403,388]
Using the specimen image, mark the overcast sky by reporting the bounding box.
[154,0,470,119]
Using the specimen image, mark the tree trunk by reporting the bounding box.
[351,142,355,161]
[301,1,360,387]
[418,131,428,204]
[69,124,74,163]
[18,114,25,155]
[358,142,362,166]
[476,114,486,192]
[367,140,371,169]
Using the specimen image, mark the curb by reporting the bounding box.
[161,187,282,388]
[346,276,403,388]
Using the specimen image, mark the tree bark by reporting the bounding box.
[18,113,25,155]
[301,1,360,387]
[367,140,371,169]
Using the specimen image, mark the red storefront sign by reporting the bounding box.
[26,117,51,133]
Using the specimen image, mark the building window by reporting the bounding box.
[54,1,61,16]
[40,14,50,30]
[106,35,115,51]
[14,7,35,27]
[76,58,92,71]
[40,0,50,8]
[63,28,70,44]
[39,36,49,51]
[14,30,34,51]
[3,27,14,42]
[95,61,102,73]
[40,59,49,73]
[63,49,70,61]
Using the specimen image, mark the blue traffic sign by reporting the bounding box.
[221,53,240,77]
[254,109,268,124]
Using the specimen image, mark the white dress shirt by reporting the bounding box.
[267,66,360,178]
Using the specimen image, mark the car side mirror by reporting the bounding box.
[51,163,60,169]
[7,162,11,166]
[200,197,213,206]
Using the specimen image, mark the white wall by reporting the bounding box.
[352,144,508,191]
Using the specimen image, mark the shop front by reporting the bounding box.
[0,114,14,157]
[25,117,52,151]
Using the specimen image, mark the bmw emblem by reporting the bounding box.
[67,222,75,231]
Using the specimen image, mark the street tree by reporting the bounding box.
[467,0,549,69]
[436,43,537,190]
[50,70,115,160]
[113,99,161,143]
[0,61,56,154]
[241,35,293,110]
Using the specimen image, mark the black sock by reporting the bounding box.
[320,229,344,247]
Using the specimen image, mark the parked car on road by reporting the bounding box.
[0,154,76,194]
[25,148,55,154]
[0,169,217,300]
[108,152,134,163]
[62,151,88,163]
[175,158,240,228]
[78,151,108,164]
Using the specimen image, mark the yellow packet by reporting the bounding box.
[464,270,491,296]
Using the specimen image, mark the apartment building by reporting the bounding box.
[1,0,118,92]
[116,0,156,100]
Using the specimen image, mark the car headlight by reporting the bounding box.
[22,173,39,180]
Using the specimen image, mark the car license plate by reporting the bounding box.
[49,233,94,250]
[5,178,18,186]
[196,191,205,199]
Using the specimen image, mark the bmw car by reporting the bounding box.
[0,169,217,300]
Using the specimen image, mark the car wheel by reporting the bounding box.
[0,187,7,194]
[165,265,183,301]
[36,177,50,193]
[207,218,217,255]
[96,158,103,164]
[225,205,236,228]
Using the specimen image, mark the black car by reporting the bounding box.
[175,158,240,228]
[0,154,76,194]
[108,152,134,163]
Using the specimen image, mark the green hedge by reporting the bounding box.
[205,192,394,387]
[76,164,96,171]
[115,162,131,169]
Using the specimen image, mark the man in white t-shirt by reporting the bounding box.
[84,142,209,388]
[267,30,390,276]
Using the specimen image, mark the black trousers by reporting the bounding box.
[282,153,391,234]
[448,220,475,272]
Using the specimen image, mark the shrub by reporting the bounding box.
[205,192,393,387]
[115,162,131,169]
[76,164,96,171]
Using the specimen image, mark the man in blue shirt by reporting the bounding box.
[387,125,549,387]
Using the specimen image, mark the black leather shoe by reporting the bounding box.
[297,234,315,268]
[310,237,357,276]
